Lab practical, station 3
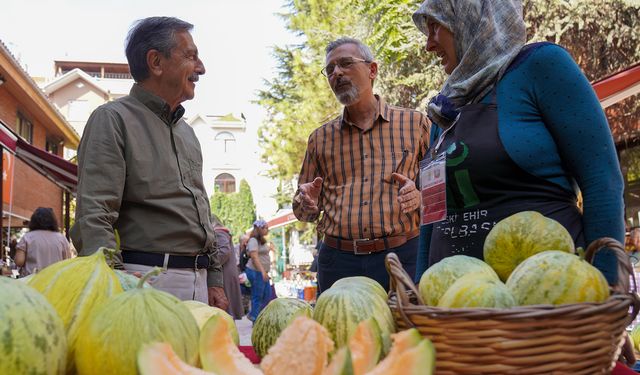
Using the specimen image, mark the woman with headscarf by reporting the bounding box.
[412,0,624,287]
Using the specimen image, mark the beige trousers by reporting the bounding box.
[124,263,208,303]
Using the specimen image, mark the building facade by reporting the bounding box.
[0,41,80,241]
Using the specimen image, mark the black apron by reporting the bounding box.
[428,90,584,266]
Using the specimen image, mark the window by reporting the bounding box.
[16,112,33,143]
[214,173,236,193]
[46,138,60,155]
[214,131,236,154]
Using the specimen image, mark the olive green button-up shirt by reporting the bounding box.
[71,84,222,287]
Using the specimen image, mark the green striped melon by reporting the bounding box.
[0,277,67,375]
[75,270,200,375]
[418,255,499,306]
[252,298,313,358]
[437,273,516,308]
[323,347,354,375]
[332,276,387,300]
[506,250,610,305]
[483,211,575,281]
[631,324,640,351]
[27,248,123,372]
[313,286,395,354]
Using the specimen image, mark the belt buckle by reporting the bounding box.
[194,254,205,270]
[353,239,372,255]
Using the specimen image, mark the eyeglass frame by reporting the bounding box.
[320,57,372,77]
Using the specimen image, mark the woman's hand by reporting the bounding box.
[261,270,269,282]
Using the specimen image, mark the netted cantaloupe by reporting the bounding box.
[27,248,123,372]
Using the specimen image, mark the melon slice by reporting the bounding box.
[365,329,435,375]
[261,316,334,375]
[183,300,240,345]
[323,347,354,375]
[348,318,382,375]
[138,343,214,375]
[199,315,262,375]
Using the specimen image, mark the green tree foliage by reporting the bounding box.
[210,179,256,242]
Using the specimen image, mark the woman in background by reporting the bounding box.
[15,207,70,276]
[245,219,272,322]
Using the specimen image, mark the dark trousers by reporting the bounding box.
[316,237,418,294]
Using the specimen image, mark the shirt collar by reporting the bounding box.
[130,84,185,126]
[339,94,389,130]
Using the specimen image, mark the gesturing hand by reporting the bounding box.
[295,177,323,214]
[392,173,421,214]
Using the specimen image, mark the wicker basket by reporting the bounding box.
[386,238,640,374]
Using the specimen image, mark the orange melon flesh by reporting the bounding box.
[138,343,214,375]
[261,316,334,375]
[348,318,381,375]
[199,315,262,375]
[322,347,354,375]
[365,331,435,375]
[365,328,423,374]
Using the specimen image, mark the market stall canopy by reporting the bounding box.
[593,62,640,109]
[266,208,298,230]
[0,120,77,193]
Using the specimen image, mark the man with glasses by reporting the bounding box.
[293,37,430,293]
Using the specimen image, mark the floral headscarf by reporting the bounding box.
[413,0,526,128]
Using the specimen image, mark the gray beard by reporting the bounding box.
[336,85,359,106]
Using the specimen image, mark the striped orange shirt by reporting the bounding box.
[293,96,430,239]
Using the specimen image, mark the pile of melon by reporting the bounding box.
[1,244,436,375]
[418,211,611,308]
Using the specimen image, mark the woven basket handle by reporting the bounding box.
[584,237,636,294]
[385,253,424,327]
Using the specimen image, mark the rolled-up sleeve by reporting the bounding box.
[71,107,126,256]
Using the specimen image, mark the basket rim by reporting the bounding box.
[387,290,637,321]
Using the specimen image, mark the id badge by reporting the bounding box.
[420,153,447,225]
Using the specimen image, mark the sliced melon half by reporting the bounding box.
[137,342,214,375]
[199,314,262,375]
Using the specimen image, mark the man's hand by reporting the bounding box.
[208,286,229,310]
[295,177,323,214]
[392,173,421,213]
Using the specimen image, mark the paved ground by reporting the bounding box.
[236,316,253,346]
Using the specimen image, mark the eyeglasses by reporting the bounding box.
[321,57,371,77]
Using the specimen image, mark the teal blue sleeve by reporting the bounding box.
[528,45,624,283]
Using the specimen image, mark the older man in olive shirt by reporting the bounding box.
[71,17,228,309]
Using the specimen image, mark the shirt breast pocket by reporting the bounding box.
[380,150,412,184]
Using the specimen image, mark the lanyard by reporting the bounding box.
[431,113,460,159]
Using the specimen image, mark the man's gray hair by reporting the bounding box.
[325,37,375,62]
[125,16,193,82]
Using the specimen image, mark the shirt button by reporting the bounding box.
[364,228,368,232]
[364,177,368,182]
[364,154,368,159]
[363,201,368,206]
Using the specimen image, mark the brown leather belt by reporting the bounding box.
[323,229,420,255]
